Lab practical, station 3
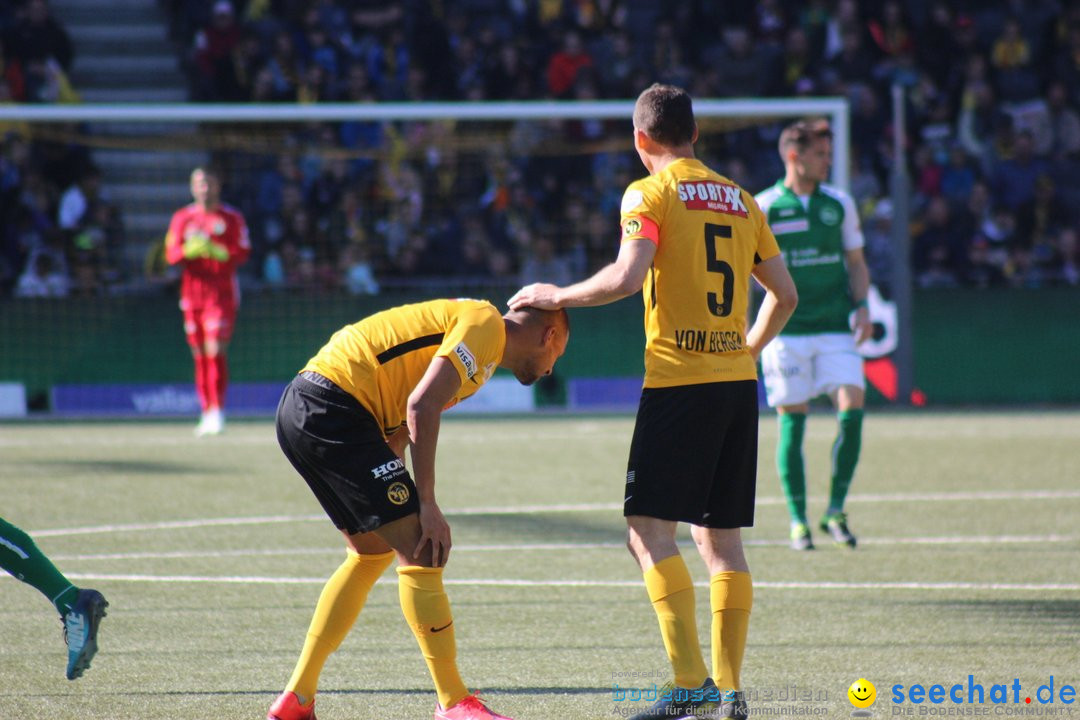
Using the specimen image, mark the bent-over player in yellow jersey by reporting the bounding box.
[269,299,569,720]
[510,83,797,720]
[303,299,510,437]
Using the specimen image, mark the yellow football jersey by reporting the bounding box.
[620,158,781,388]
[301,299,505,435]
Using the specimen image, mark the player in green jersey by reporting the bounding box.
[754,118,873,551]
[0,515,108,679]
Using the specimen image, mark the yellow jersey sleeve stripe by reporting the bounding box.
[375,333,445,364]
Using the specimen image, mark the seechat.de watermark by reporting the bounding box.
[890,676,1075,716]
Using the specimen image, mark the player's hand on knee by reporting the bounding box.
[415,501,451,567]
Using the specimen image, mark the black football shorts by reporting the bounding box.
[276,371,419,535]
[625,380,759,528]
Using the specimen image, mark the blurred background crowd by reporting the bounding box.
[3,0,1079,299]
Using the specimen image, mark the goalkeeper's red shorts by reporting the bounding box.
[183,303,236,347]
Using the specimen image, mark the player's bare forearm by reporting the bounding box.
[508,237,654,310]
[406,400,440,503]
[405,357,461,503]
[845,249,872,344]
[406,400,450,565]
[748,255,798,360]
[510,267,630,310]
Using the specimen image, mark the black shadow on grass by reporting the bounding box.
[453,512,624,544]
[919,598,1080,634]
[29,459,217,475]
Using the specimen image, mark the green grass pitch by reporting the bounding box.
[2,411,1078,719]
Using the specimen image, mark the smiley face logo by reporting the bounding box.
[848,679,876,709]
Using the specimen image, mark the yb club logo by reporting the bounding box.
[386,481,410,506]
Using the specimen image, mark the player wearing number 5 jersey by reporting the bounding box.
[509,83,797,720]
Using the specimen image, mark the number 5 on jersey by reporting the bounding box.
[705,223,734,317]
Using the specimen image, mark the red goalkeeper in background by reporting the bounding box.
[165,166,250,436]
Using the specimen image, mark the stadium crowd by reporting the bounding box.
[3,0,1080,298]
[0,0,129,298]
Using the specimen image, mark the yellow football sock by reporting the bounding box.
[397,565,469,710]
[709,571,753,691]
[286,550,394,702]
[643,555,709,689]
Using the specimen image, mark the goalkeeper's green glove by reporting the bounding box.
[182,235,210,259]
[207,241,230,262]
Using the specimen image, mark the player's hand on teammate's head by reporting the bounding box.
[508,283,560,311]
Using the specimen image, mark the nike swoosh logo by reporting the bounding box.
[430,621,453,633]
[624,495,633,503]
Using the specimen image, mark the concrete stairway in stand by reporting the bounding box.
[48,0,207,274]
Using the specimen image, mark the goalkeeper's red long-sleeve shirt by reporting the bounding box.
[165,203,250,310]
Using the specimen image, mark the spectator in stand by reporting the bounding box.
[263,30,301,102]
[15,250,67,297]
[546,30,592,98]
[990,130,1048,213]
[990,15,1038,102]
[165,166,251,437]
[339,242,379,295]
[519,234,572,287]
[957,57,999,171]
[867,1,913,62]
[777,26,817,96]
[912,145,943,205]
[940,145,978,206]
[825,25,876,89]
[913,195,966,287]
[822,0,859,59]
[918,2,961,90]
[1046,80,1080,157]
[593,30,637,98]
[862,199,894,292]
[1016,175,1073,255]
[57,164,102,232]
[1054,226,1079,285]
[302,13,341,81]
[0,37,27,101]
[1053,21,1080,107]
[191,0,242,101]
[704,26,769,98]
[753,0,788,48]
[965,235,1007,288]
[7,0,72,77]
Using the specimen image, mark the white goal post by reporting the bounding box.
[1,97,850,189]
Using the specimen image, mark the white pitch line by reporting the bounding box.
[30,514,326,537]
[28,573,1080,592]
[26,489,1080,538]
[42,534,1080,563]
